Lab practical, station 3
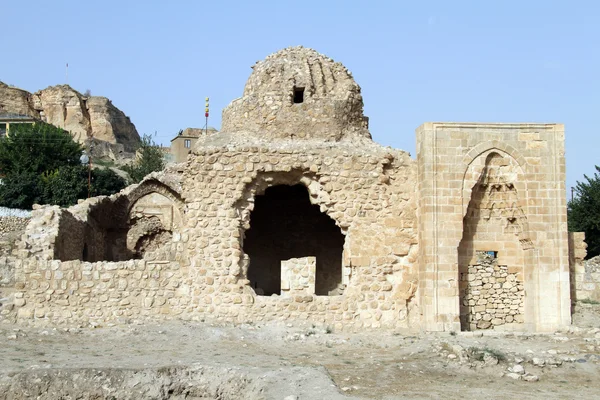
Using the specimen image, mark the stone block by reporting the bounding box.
[281,257,316,297]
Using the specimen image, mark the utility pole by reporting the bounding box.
[88,134,93,198]
[571,187,574,202]
[66,62,69,84]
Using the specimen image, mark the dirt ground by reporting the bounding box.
[0,304,599,399]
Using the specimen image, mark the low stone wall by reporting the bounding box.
[6,254,419,331]
[14,259,188,324]
[281,257,316,296]
[0,257,18,287]
[0,216,30,236]
[0,215,30,286]
[460,252,524,330]
[575,256,600,302]
[567,232,600,302]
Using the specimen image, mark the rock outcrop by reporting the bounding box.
[0,82,34,116]
[0,82,140,154]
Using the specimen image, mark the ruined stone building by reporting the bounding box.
[4,47,574,332]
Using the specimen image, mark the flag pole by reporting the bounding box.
[205,97,209,135]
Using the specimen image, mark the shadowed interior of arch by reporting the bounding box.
[243,184,345,296]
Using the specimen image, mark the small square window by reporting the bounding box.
[485,251,498,258]
[293,87,305,104]
[184,139,191,148]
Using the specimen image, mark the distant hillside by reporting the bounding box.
[0,82,141,159]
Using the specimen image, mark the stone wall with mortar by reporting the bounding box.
[460,252,524,330]
[0,215,30,286]
[14,259,188,324]
[417,123,570,332]
[177,137,419,330]
[568,232,600,302]
[281,257,316,297]
[6,141,420,331]
[221,47,370,142]
[2,48,574,333]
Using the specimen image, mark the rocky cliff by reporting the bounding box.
[0,82,140,154]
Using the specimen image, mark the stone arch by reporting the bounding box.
[234,169,348,234]
[461,148,529,240]
[125,186,183,260]
[462,140,527,171]
[458,151,532,330]
[234,169,349,296]
[126,179,184,217]
[83,179,185,261]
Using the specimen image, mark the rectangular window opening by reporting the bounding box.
[293,87,305,104]
[184,139,191,148]
[485,250,498,259]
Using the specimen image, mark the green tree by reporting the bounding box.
[40,166,127,207]
[91,168,127,196]
[41,165,88,207]
[0,122,126,209]
[0,122,83,175]
[568,165,600,258]
[123,134,165,183]
[0,171,43,209]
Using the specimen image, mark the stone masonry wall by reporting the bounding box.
[281,257,316,297]
[0,215,30,286]
[460,252,524,330]
[567,232,600,302]
[221,47,370,142]
[178,138,419,330]
[417,123,570,332]
[579,257,600,302]
[7,138,420,331]
[14,259,188,324]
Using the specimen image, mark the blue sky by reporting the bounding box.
[1,1,599,193]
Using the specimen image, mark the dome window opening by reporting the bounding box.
[293,87,305,104]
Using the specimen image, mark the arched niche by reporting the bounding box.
[81,179,184,262]
[126,191,183,259]
[458,151,533,331]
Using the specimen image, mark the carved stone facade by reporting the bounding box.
[0,47,575,332]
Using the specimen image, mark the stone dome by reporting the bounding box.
[221,46,371,141]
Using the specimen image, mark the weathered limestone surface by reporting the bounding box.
[0,82,34,116]
[0,82,140,153]
[569,232,600,302]
[222,46,370,142]
[417,122,570,332]
[281,257,316,296]
[0,47,575,333]
[460,252,524,330]
[85,96,140,152]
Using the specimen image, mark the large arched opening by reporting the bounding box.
[243,184,345,296]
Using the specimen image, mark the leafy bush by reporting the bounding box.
[123,134,165,183]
